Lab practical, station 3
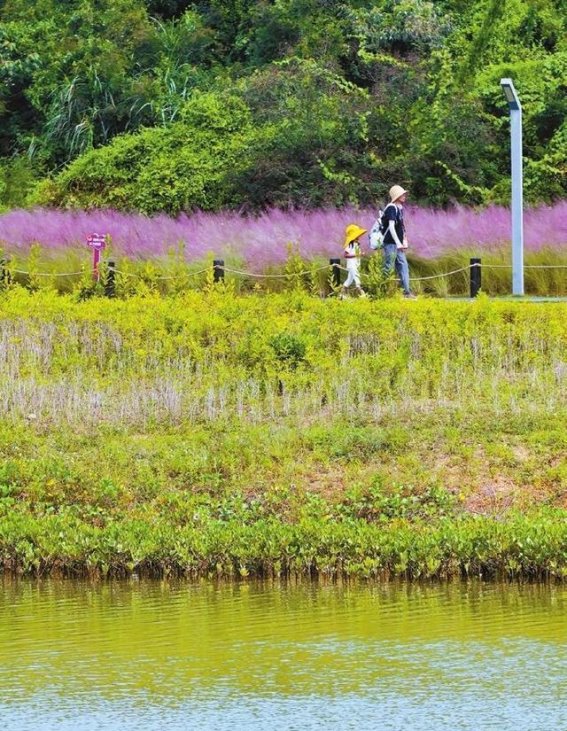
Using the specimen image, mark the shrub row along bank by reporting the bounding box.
[2,420,566,579]
[2,246,567,298]
[1,510,566,580]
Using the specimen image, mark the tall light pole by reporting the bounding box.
[500,78,524,296]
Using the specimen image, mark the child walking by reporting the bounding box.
[341,224,367,298]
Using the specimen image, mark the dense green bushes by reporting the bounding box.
[34,71,379,214]
[35,93,260,214]
[0,0,565,211]
[2,507,567,579]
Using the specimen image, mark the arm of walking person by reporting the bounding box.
[388,220,403,248]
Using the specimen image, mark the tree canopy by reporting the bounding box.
[0,0,565,212]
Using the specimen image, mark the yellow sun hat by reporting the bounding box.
[389,184,408,202]
[344,224,367,247]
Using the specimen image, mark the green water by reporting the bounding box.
[0,579,565,730]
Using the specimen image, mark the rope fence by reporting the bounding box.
[409,265,474,282]
[1,257,566,298]
[483,264,567,269]
[11,269,84,277]
[222,264,332,279]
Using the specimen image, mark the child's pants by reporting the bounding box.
[344,258,361,288]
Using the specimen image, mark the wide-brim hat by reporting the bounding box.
[389,184,408,202]
[344,224,367,246]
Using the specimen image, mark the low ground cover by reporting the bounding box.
[0,290,565,578]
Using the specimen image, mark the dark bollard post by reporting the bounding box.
[105,260,116,298]
[213,259,225,284]
[330,258,341,289]
[0,259,10,288]
[470,258,481,298]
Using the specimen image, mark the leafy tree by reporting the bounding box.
[0,20,42,155]
[33,91,260,213]
[0,0,565,208]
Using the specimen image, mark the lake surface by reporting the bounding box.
[0,579,565,730]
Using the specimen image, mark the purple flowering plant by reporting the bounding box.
[0,203,565,296]
[0,203,565,268]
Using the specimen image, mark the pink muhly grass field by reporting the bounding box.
[0,202,565,269]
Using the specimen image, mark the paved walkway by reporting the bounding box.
[448,296,567,302]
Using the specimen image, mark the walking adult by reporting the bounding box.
[382,185,415,299]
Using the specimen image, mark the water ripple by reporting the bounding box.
[0,579,565,730]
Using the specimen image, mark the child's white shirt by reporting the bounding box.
[344,241,360,260]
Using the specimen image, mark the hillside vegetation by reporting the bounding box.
[0,0,565,213]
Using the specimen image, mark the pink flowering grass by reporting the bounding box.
[0,202,565,270]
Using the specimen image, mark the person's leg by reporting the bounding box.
[395,250,411,295]
[382,244,396,278]
[352,262,366,296]
[353,263,362,288]
[344,264,355,288]
[341,262,355,297]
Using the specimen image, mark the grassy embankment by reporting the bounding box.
[0,288,566,579]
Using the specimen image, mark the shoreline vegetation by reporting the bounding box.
[2,510,566,581]
[0,290,566,580]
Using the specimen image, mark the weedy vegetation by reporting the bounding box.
[0,288,566,579]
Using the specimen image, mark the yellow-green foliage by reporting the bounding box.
[0,290,566,578]
[0,288,565,421]
[4,244,567,298]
